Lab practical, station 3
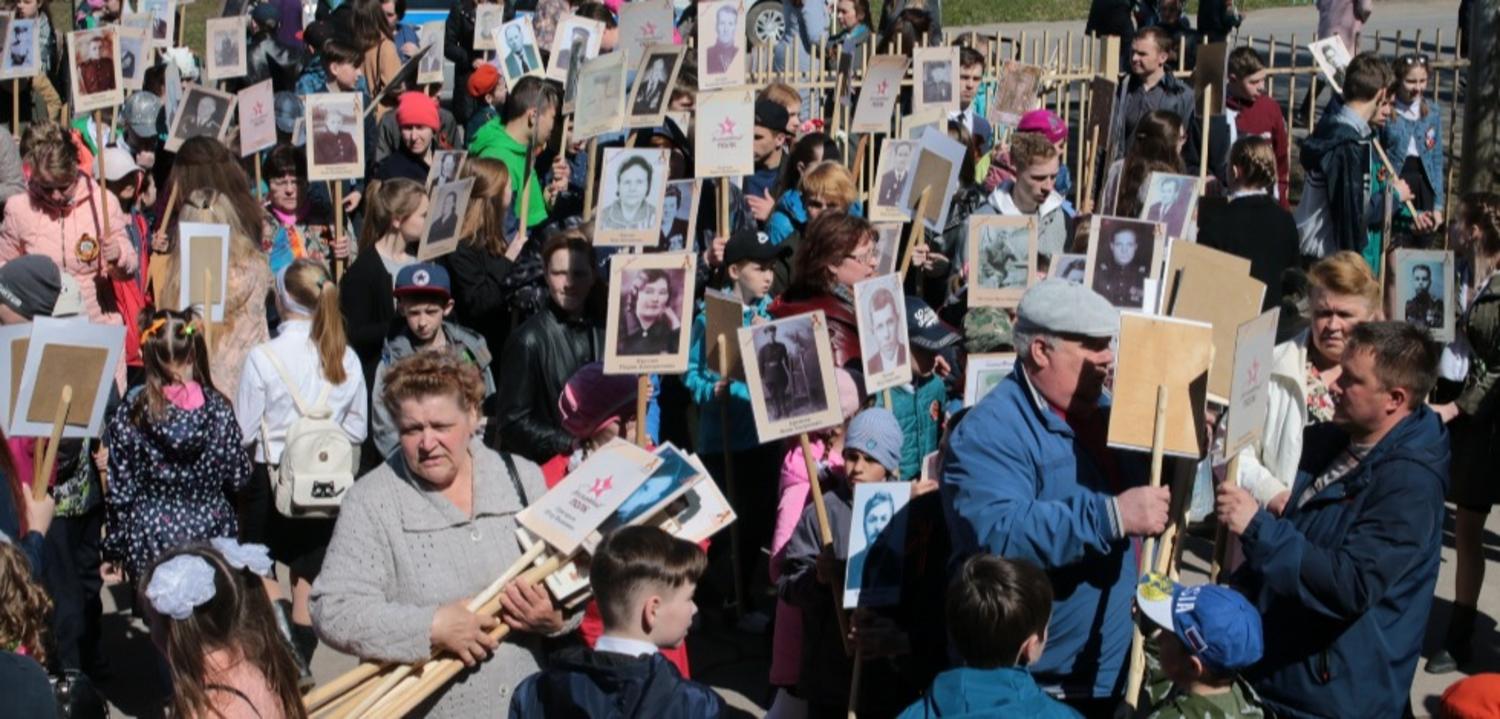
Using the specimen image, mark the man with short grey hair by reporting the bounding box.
[942,279,1171,716]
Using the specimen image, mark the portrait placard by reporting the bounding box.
[870,140,918,222]
[473,4,504,51]
[617,0,674,70]
[967,216,1038,308]
[416,21,445,85]
[694,89,755,178]
[204,17,246,81]
[660,472,738,545]
[874,223,901,276]
[68,27,123,114]
[1392,249,1455,342]
[0,17,40,81]
[166,84,235,152]
[179,222,230,322]
[545,15,603,82]
[0,325,27,432]
[305,92,365,181]
[495,17,544,89]
[739,311,844,442]
[515,440,661,555]
[588,443,706,547]
[963,353,1016,407]
[596,148,671,247]
[1050,253,1087,284]
[843,481,912,609]
[11,318,122,439]
[851,55,909,134]
[1140,172,1202,240]
[899,106,948,141]
[418,178,476,261]
[912,46,959,115]
[426,150,465,189]
[992,60,1044,127]
[702,289,743,380]
[1084,216,1165,311]
[604,252,697,374]
[904,129,966,232]
[236,79,276,157]
[141,0,174,48]
[1109,312,1213,458]
[1308,36,1352,95]
[658,178,701,252]
[697,0,746,90]
[572,50,627,140]
[116,26,149,91]
[627,45,685,129]
[854,274,912,393]
[1223,308,1280,458]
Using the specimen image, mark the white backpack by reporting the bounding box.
[260,348,356,518]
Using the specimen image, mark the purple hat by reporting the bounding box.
[1017,109,1067,144]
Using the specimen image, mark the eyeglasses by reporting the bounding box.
[1397,54,1429,67]
[844,247,877,265]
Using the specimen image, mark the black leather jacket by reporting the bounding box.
[495,301,603,463]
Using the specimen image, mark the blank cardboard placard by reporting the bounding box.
[1158,240,1251,314]
[1167,265,1264,403]
[1108,312,1213,458]
[0,327,28,432]
[11,318,123,439]
[180,224,230,322]
[26,346,106,426]
[1192,43,1228,116]
[1224,308,1280,459]
[703,289,744,380]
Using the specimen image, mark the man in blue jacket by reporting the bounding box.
[942,279,1171,717]
[1216,321,1449,719]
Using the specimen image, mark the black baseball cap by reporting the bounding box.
[723,228,791,267]
[754,98,790,133]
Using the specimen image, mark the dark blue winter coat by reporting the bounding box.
[1233,406,1449,719]
[507,646,726,719]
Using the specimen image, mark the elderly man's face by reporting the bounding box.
[1413,266,1431,293]
[194,98,214,124]
[1158,179,1180,206]
[893,144,912,168]
[1110,230,1138,266]
[1033,334,1115,410]
[505,25,523,50]
[863,499,892,539]
[323,110,345,134]
[717,10,736,42]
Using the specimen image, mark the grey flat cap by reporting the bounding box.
[1015,278,1120,338]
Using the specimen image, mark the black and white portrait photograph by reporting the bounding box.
[417,21,444,85]
[573,50,627,140]
[117,27,148,90]
[968,215,1037,308]
[698,0,745,89]
[739,311,843,441]
[305,92,365,181]
[546,15,602,82]
[843,482,912,609]
[871,140,916,222]
[627,47,684,127]
[166,84,234,152]
[69,27,122,113]
[418,177,475,261]
[1392,249,1455,342]
[1309,36,1351,93]
[913,46,959,114]
[602,445,700,530]
[1140,172,1200,240]
[426,150,465,189]
[597,148,669,246]
[605,252,698,374]
[1051,253,1087,285]
[142,0,173,46]
[0,18,37,80]
[497,17,543,88]
[205,17,246,82]
[658,179,699,252]
[964,353,1018,407]
[874,223,901,276]
[473,4,504,50]
[993,60,1044,127]
[1085,216,1164,311]
[855,274,912,393]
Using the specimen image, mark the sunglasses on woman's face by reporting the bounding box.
[1398,54,1429,67]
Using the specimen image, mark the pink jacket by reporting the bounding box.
[769,436,845,688]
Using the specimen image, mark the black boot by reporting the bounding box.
[291,623,319,670]
[1426,604,1477,674]
[273,599,314,688]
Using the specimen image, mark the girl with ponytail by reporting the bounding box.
[104,309,252,585]
[341,177,428,389]
[1198,135,1300,309]
[235,258,368,681]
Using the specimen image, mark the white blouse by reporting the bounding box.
[235,320,369,464]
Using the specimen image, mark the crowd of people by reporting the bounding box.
[0,0,1496,716]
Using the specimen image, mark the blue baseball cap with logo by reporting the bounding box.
[905,295,960,351]
[394,263,452,301]
[1136,573,1264,675]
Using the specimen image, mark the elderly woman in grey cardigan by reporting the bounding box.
[311,353,580,716]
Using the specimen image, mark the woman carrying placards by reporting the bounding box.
[768,212,876,367]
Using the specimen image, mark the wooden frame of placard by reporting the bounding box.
[738,311,844,443]
[603,252,698,375]
[68,27,124,114]
[911,45,960,115]
[625,44,686,129]
[204,16,247,82]
[545,15,603,83]
[11,318,123,440]
[967,215,1039,308]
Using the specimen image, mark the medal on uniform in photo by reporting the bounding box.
[76,233,100,262]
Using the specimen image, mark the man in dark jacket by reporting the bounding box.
[1217,321,1449,719]
[1292,53,1391,262]
[496,234,603,463]
[1109,27,1195,164]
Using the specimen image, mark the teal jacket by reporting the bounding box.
[683,292,773,453]
[897,666,1083,718]
[885,373,947,480]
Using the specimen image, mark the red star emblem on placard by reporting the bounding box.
[252,100,265,116]
[718,116,736,136]
[641,21,657,37]
[877,79,889,94]
[1246,359,1262,386]
[589,476,613,498]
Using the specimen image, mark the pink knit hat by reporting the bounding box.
[558,362,640,439]
[1017,109,1067,145]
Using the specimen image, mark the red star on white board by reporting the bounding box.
[877,79,889,94]
[1246,359,1262,386]
[718,116,736,136]
[589,475,613,498]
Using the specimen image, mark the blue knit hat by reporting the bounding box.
[844,408,902,473]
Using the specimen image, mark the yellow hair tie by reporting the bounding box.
[140,318,167,345]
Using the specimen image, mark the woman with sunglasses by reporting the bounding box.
[1381,54,1444,228]
[0,122,135,388]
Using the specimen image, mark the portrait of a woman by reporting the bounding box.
[617,269,681,356]
[600,155,657,231]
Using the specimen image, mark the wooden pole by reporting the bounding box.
[1122,385,1169,713]
[898,187,932,277]
[1209,453,1242,583]
[1198,86,1212,179]
[1370,139,1420,217]
[32,386,73,501]
[332,183,346,281]
[848,650,863,718]
[634,375,650,447]
[582,138,599,221]
[11,78,17,136]
[717,340,745,617]
[718,178,731,239]
[798,432,852,653]
[203,269,213,351]
[254,153,263,202]
[851,134,870,204]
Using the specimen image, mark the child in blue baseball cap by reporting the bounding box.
[1135,573,1268,717]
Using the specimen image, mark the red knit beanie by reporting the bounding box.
[468,64,501,99]
[395,91,440,130]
